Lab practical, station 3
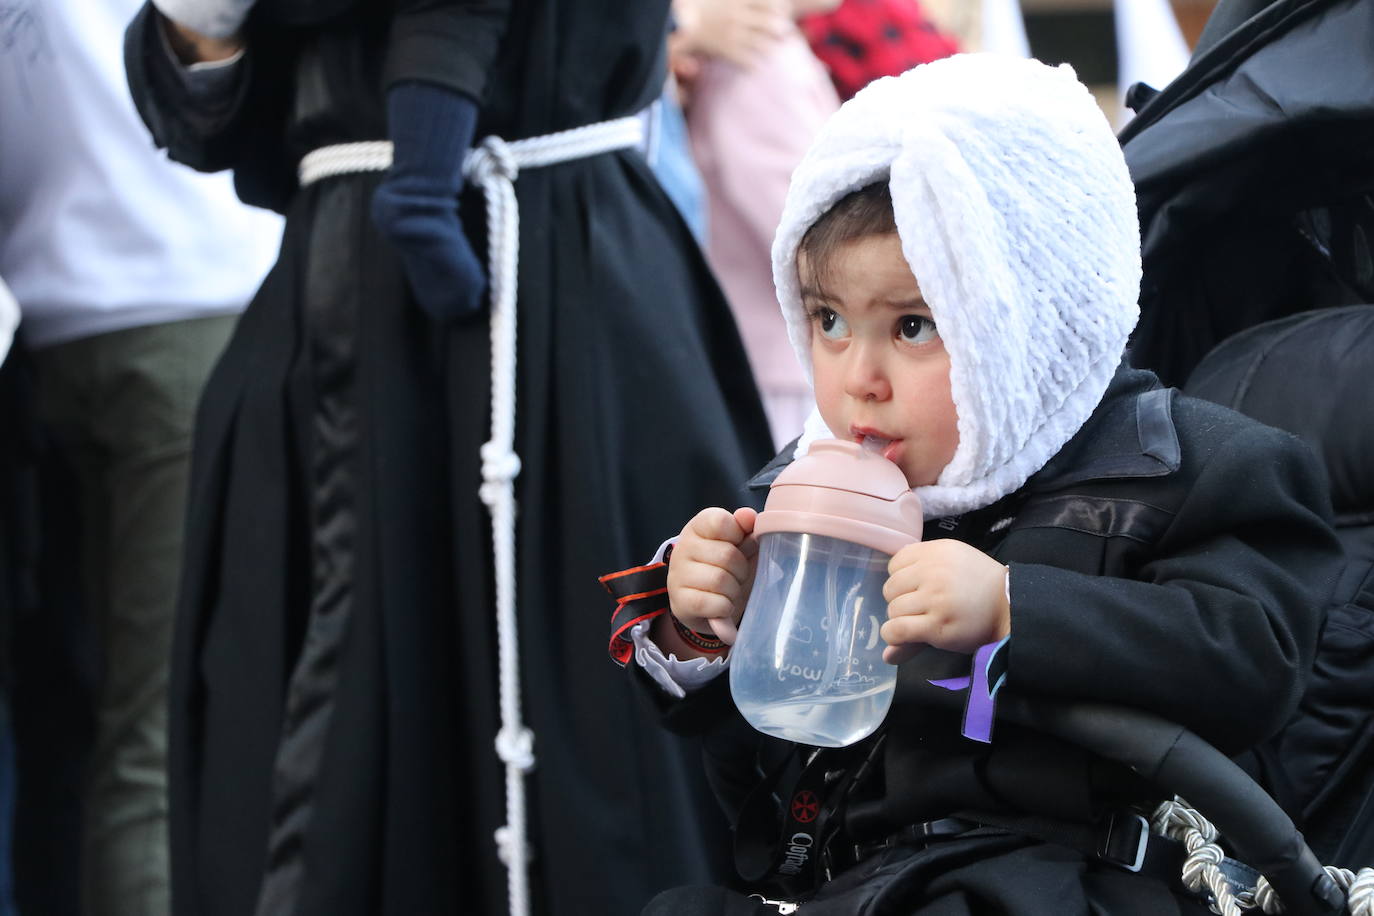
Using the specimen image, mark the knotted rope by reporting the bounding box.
[1152,798,1374,916]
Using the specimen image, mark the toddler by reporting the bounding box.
[603,54,1342,915]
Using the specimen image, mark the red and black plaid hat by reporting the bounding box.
[800,0,961,101]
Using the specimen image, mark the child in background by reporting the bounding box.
[799,0,959,100]
[605,54,1342,914]
[671,0,841,447]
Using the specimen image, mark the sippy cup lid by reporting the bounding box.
[755,439,922,555]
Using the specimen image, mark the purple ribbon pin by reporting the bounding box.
[928,636,1010,744]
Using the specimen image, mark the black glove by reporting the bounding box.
[371,80,487,320]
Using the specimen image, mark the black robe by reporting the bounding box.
[124,2,774,914]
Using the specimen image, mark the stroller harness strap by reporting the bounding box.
[734,737,886,899]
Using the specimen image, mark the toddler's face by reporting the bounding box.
[802,232,959,488]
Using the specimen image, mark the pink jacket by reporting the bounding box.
[688,30,839,399]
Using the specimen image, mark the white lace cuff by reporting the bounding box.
[629,621,728,699]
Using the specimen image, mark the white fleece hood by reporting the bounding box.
[775,54,1142,518]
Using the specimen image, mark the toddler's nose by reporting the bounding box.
[844,349,892,402]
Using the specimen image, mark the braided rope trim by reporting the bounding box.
[1151,798,1374,916]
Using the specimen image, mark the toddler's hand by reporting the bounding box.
[665,506,759,646]
[880,540,1010,664]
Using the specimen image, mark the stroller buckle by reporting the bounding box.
[1098,812,1150,873]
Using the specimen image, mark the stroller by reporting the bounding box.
[1044,0,1374,912]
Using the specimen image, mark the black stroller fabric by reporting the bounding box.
[1184,306,1374,869]
[1123,0,1374,870]
[1120,0,1374,387]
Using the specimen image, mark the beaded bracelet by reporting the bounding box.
[671,614,729,654]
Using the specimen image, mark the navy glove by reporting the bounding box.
[371,81,487,320]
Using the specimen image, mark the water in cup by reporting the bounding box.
[730,531,896,747]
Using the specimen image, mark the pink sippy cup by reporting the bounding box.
[730,439,923,747]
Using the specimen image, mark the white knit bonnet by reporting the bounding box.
[775,54,1142,518]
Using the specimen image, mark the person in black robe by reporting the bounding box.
[124,2,774,914]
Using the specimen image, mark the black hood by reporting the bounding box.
[1184,305,1374,526]
[1120,0,1374,386]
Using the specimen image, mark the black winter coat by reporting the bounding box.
[643,367,1343,915]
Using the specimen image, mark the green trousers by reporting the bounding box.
[32,314,236,916]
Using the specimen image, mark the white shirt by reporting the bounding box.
[629,538,729,698]
[0,0,282,348]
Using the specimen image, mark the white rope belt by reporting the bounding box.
[299,114,645,916]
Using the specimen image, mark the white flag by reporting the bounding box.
[1114,0,1191,124]
[981,0,1030,57]
[0,276,17,366]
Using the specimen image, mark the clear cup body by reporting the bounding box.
[730,531,896,747]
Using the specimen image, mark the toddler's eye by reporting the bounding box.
[815,308,850,340]
[897,314,938,345]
